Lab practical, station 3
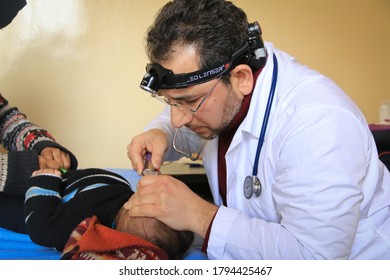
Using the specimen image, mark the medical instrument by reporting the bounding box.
[244,53,278,199]
[139,21,266,94]
[173,126,207,161]
[142,152,159,175]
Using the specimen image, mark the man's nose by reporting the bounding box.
[170,106,194,128]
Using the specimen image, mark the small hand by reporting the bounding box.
[32,168,61,177]
[39,147,71,170]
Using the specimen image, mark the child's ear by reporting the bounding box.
[229,64,254,96]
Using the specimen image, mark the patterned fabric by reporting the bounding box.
[62,216,168,260]
[0,93,77,195]
[0,94,55,151]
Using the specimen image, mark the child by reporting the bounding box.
[24,168,194,260]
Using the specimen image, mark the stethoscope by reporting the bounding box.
[244,53,278,199]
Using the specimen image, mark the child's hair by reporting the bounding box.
[115,206,194,259]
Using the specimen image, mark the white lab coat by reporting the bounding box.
[146,43,390,259]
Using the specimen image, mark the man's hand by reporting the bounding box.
[124,175,218,238]
[127,129,169,175]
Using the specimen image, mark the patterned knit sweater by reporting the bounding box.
[0,93,77,194]
[24,168,134,251]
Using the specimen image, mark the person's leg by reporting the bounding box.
[0,193,26,233]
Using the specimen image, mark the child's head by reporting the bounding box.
[115,206,194,259]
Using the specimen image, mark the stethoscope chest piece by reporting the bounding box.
[244,175,262,199]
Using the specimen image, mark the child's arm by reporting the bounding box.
[24,170,65,250]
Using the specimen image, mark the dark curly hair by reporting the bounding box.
[146,0,249,83]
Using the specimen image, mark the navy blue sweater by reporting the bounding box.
[24,168,134,251]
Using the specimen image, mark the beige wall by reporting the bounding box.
[0,0,389,169]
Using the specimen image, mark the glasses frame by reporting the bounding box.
[152,75,223,114]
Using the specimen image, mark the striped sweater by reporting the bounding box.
[25,168,134,251]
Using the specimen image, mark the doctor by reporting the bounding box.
[126,0,390,259]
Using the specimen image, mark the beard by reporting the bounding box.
[203,87,242,140]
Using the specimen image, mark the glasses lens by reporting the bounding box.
[152,76,223,113]
[173,127,206,161]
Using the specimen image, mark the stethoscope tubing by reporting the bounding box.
[252,53,278,176]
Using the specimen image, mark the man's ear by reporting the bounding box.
[230,64,254,96]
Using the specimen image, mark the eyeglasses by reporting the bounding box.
[152,75,223,114]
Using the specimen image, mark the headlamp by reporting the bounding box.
[139,21,266,95]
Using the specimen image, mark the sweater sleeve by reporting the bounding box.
[24,174,69,250]
[0,94,77,164]
[0,150,39,194]
[0,94,78,194]
[0,95,56,151]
